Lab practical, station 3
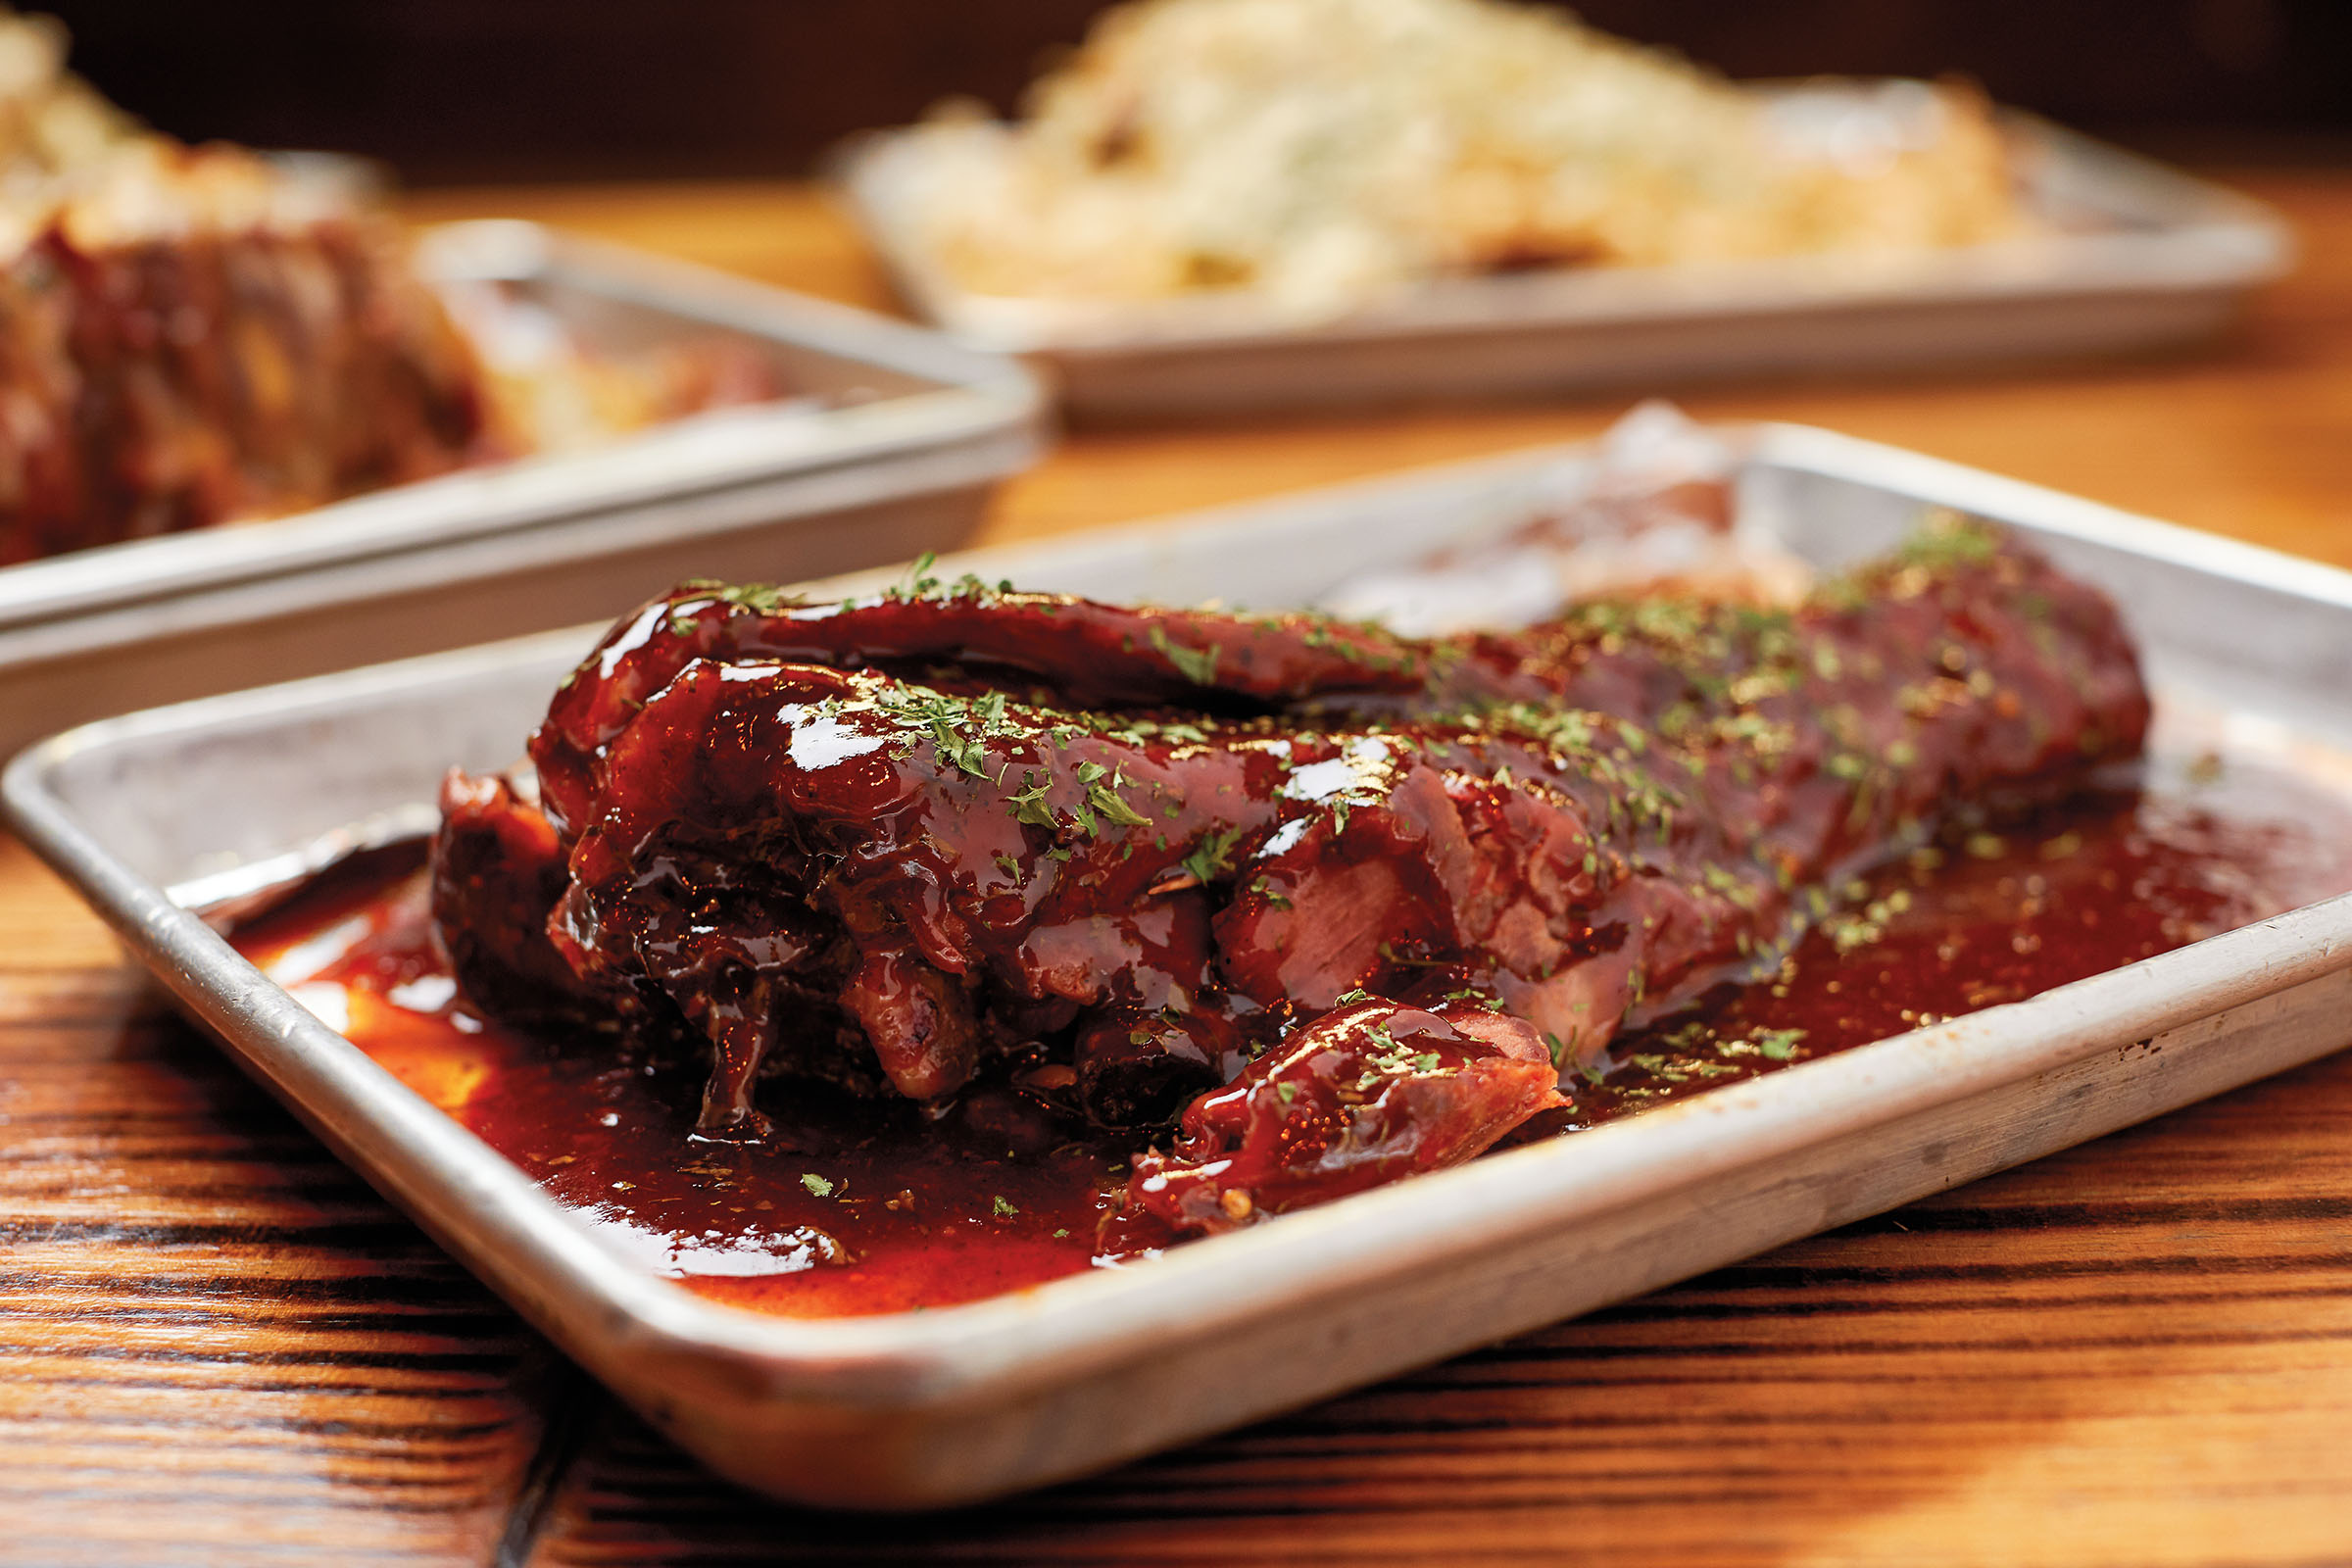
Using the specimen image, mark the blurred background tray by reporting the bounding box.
[0,220,1046,760]
[841,108,2291,421]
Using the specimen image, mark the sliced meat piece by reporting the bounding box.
[1116,1000,1566,1239]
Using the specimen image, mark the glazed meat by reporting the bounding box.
[0,147,490,563]
[0,11,487,559]
[0,5,785,564]
[432,519,2148,1235]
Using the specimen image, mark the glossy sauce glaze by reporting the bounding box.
[230,759,2352,1317]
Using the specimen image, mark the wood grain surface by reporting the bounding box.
[1,169,2348,1567]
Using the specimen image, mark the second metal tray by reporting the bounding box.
[841,103,2291,420]
[0,220,1047,760]
[10,424,2352,1508]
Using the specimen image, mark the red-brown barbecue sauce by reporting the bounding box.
[227,760,2352,1317]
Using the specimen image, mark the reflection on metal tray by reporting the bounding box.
[10,423,2352,1509]
[840,104,2291,420]
[0,220,1047,760]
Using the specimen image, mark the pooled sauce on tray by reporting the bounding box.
[228,760,2352,1317]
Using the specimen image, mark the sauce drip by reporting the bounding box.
[229,760,2352,1318]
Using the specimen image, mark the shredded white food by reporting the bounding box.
[905,0,2026,309]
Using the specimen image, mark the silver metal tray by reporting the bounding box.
[840,104,2292,420]
[0,219,1047,760]
[10,423,2352,1509]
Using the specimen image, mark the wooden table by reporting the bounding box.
[4,171,2350,1566]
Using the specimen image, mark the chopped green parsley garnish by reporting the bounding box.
[1180,824,1245,885]
[1147,624,1221,686]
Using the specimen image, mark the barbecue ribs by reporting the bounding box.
[431,518,2148,1234]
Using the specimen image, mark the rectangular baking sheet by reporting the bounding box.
[840,104,2292,420]
[0,219,1046,760]
[11,422,2352,1510]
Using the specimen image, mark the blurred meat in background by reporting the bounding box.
[34,0,2352,186]
[0,6,790,562]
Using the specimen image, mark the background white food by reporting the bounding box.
[906,0,2026,308]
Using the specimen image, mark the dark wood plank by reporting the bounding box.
[0,965,563,1565]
